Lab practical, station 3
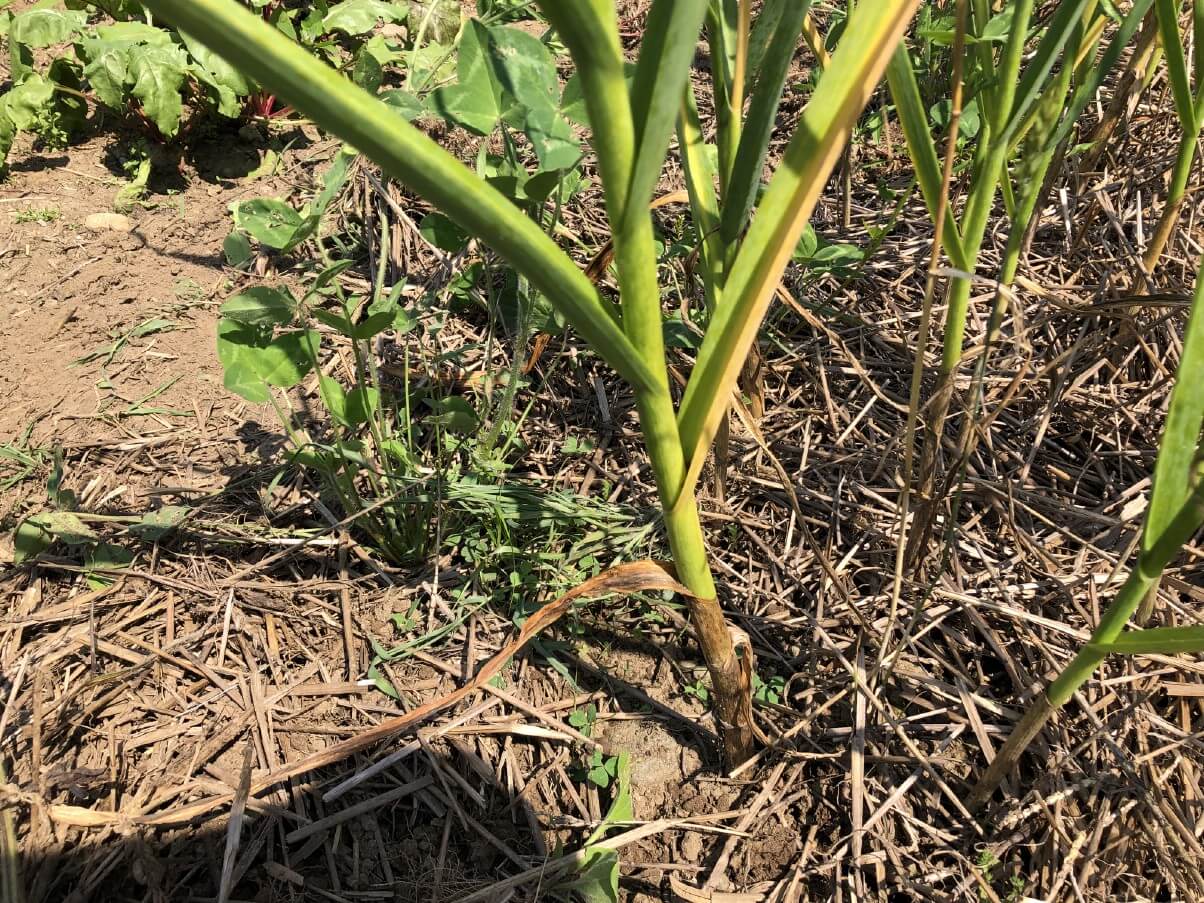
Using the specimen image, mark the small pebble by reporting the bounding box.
[84,212,133,233]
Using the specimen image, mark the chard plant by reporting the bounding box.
[150,0,921,764]
[0,0,444,171]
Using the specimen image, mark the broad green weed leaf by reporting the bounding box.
[523,169,564,204]
[233,198,308,250]
[561,848,620,903]
[94,21,176,46]
[406,41,456,89]
[80,41,133,112]
[2,74,55,130]
[430,21,502,134]
[318,375,349,424]
[426,396,477,433]
[587,752,631,844]
[345,386,380,425]
[216,320,318,401]
[323,0,407,36]
[86,542,134,587]
[310,259,357,294]
[30,511,97,545]
[419,212,468,252]
[220,286,298,327]
[0,109,15,169]
[181,29,251,116]
[521,104,581,171]
[409,0,459,43]
[795,223,819,259]
[223,231,254,267]
[311,308,356,336]
[481,24,557,113]
[130,505,189,540]
[350,311,397,340]
[561,72,590,126]
[254,330,319,388]
[47,58,87,137]
[13,517,53,565]
[380,88,422,121]
[353,47,384,91]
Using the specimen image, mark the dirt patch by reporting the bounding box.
[0,121,332,448]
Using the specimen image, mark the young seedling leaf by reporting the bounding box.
[12,517,53,565]
[216,320,318,402]
[380,88,423,122]
[29,511,97,545]
[345,386,380,426]
[429,20,503,134]
[223,231,254,267]
[561,848,620,903]
[141,0,658,394]
[86,542,135,588]
[419,212,468,252]
[318,375,349,425]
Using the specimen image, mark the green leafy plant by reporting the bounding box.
[558,751,631,902]
[11,446,190,567]
[568,703,599,736]
[151,0,918,765]
[0,0,435,172]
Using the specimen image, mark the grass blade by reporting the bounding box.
[1157,0,1197,127]
[140,0,660,394]
[999,0,1094,146]
[1051,0,1156,147]
[885,47,969,269]
[719,0,811,246]
[628,0,710,214]
[747,0,792,76]
[675,0,920,497]
[1089,625,1204,656]
[969,256,1204,808]
[678,81,725,307]
[1142,259,1204,551]
[707,0,741,191]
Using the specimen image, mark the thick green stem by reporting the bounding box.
[663,492,755,764]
